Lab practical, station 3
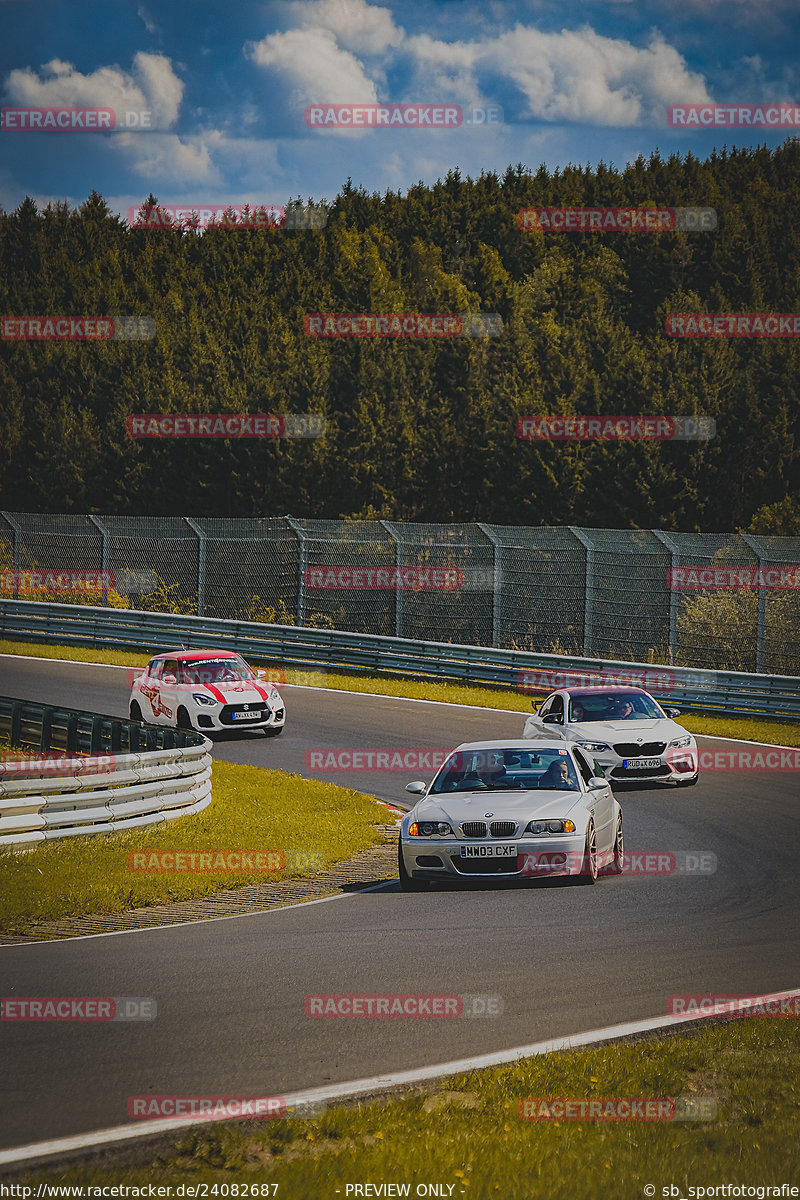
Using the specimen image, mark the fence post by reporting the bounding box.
[568,527,594,656]
[477,523,502,647]
[185,518,206,617]
[88,515,110,606]
[1,512,21,599]
[379,520,403,638]
[286,517,308,625]
[740,533,766,673]
[652,529,680,662]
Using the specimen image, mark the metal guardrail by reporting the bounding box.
[1,599,800,722]
[0,694,212,847]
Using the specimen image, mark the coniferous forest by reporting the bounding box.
[1,140,800,532]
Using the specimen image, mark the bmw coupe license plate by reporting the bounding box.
[460,845,516,858]
[623,757,662,769]
[232,710,264,721]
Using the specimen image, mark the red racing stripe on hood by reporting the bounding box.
[205,683,227,704]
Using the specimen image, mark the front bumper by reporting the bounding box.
[194,704,286,732]
[399,834,588,881]
[588,746,697,784]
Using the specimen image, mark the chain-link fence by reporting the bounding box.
[2,513,799,676]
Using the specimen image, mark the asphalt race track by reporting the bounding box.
[1,654,799,1154]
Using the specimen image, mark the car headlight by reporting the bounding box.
[408,821,454,838]
[579,742,610,752]
[192,693,218,706]
[669,735,693,748]
[523,819,576,835]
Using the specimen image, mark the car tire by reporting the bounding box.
[398,844,430,892]
[177,707,194,731]
[609,813,624,874]
[129,701,143,722]
[577,819,598,885]
[675,774,699,787]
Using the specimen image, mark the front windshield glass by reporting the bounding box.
[431,748,580,793]
[177,657,255,684]
[568,693,664,722]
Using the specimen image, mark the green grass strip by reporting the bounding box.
[0,760,386,932]
[9,1019,799,1193]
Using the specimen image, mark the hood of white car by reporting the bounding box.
[412,789,584,825]
[569,717,687,741]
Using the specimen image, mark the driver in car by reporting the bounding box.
[539,757,579,789]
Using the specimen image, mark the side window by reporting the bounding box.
[148,659,163,680]
[162,659,179,680]
[573,748,594,785]
[538,696,552,718]
[549,695,564,722]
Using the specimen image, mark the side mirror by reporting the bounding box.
[542,713,563,725]
[666,707,681,718]
[256,669,267,679]
[589,777,607,790]
[162,674,176,686]
[405,781,427,796]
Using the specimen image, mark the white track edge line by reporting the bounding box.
[2,984,798,1169]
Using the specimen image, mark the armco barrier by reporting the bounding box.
[1,600,799,721]
[0,695,212,847]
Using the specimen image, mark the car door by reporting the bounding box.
[573,746,614,854]
[157,658,181,726]
[139,658,166,724]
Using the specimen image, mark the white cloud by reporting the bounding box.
[112,132,216,182]
[283,0,403,54]
[248,27,379,106]
[4,52,183,128]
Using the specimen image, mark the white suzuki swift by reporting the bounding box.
[129,649,285,736]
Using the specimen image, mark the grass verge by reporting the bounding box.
[7,1019,799,1194]
[1,638,799,747]
[0,759,386,932]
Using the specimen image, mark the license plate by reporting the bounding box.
[460,844,516,858]
[232,710,264,721]
[623,757,662,769]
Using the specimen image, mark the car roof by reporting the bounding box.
[451,739,574,753]
[150,649,241,661]
[559,686,649,696]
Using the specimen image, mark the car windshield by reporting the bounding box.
[431,748,580,792]
[175,657,255,684]
[568,693,664,721]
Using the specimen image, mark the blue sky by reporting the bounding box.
[1,0,799,218]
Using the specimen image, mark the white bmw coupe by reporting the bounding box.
[523,686,698,787]
[398,739,623,890]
